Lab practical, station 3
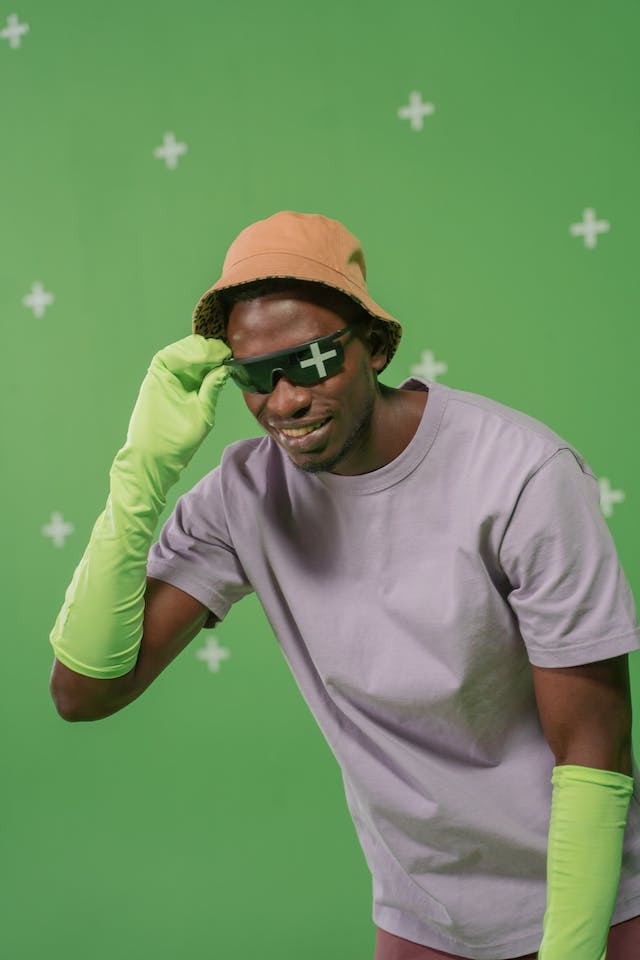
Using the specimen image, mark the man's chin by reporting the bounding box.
[287,452,338,474]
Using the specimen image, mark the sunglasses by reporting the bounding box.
[223,325,355,394]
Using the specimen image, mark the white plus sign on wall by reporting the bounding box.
[196,637,231,673]
[410,350,449,382]
[398,91,435,132]
[569,208,610,249]
[598,477,625,519]
[153,132,188,170]
[299,341,338,378]
[23,281,55,318]
[0,13,29,49]
[42,512,75,548]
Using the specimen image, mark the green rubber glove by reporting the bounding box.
[537,763,634,960]
[49,334,232,679]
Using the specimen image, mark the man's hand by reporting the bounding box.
[124,334,232,469]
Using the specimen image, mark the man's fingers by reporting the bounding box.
[153,335,233,391]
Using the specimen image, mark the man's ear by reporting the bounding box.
[368,324,389,363]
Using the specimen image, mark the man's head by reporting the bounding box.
[221,278,399,476]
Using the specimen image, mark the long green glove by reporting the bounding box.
[537,763,634,960]
[49,334,232,678]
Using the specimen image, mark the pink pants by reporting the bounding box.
[374,913,640,960]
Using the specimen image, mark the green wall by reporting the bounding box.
[2,2,639,957]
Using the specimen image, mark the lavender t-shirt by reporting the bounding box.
[147,376,640,959]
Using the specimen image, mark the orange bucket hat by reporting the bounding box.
[191,210,403,373]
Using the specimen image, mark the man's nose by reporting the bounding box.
[269,368,287,391]
[266,372,313,410]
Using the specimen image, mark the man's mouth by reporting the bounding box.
[278,417,331,438]
[275,417,333,450]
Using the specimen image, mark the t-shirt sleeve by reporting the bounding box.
[146,467,254,627]
[498,448,640,667]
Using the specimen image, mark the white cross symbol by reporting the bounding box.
[153,132,188,170]
[409,349,448,382]
[598,477,625,519]
[42,512,75,548]
[398,91,435,131]
[0,13,29,49]
[23,281,55,318]
[569,208,610,249]
[298,341,338,378]
[196,637,231,673]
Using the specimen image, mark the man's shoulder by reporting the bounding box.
[445,383,587,464]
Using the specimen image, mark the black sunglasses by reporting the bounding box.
[223,325,355,394]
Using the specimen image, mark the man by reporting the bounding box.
[49,211,640,959]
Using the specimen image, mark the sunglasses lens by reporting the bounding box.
[228,366,260,392]
[231,367,315,393]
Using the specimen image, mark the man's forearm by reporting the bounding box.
[537,763,634,960]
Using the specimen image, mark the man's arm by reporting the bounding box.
[50,577,216,722]
[532,654,633,774]
[532,653,635,960]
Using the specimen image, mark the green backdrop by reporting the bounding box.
[2,2,639,958]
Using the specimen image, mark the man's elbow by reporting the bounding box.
[49,657,138,722]
[50,688,115,723]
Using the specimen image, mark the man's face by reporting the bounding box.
[225,289,389,475]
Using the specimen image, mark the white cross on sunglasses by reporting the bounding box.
[298,340,339,377]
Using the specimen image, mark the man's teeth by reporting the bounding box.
[280,419,328,438]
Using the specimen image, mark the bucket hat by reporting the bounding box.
[191,210,402,372]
